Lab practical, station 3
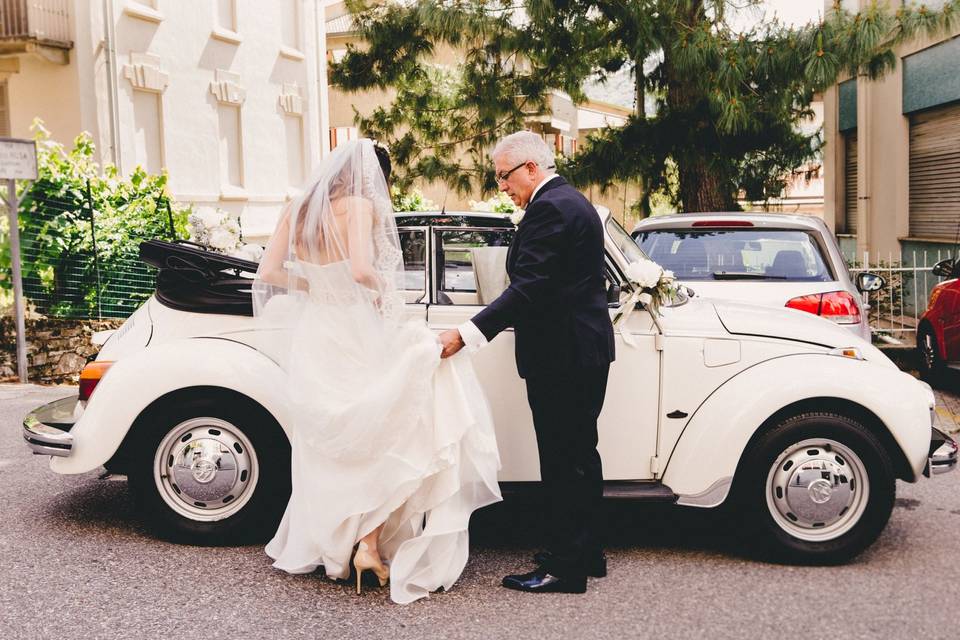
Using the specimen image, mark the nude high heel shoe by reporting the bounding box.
[353,541,389,595]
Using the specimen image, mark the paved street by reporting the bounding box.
[4,382,960,640]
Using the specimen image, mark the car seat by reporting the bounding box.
[768,250,806,278]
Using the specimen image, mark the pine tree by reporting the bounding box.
[332,0,960,213]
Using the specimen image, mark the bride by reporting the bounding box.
[252,139,502,603]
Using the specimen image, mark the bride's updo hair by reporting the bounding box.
[373,144,391,185]
[295,140,389,244]
[323,141,389,202]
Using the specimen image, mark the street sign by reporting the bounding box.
[0,138,37,180]
[0,137,35,382]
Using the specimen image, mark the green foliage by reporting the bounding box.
[470,191,520,214]
[391,185,438,211]
[0,120,190,318]
[333,0,960,212]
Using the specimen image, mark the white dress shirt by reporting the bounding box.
[457,173,560,352]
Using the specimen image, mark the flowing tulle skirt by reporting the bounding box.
[265,301,502,603]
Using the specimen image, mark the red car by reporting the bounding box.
[919,257,960,385]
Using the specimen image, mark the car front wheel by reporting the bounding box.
[737,412,895,564]
[127,393,291,544]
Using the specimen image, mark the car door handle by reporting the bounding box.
[667,410,688,419]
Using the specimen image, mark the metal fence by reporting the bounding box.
[848,249,955,343]
[1,189,177,320]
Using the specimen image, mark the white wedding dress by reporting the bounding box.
[262,260,502,603]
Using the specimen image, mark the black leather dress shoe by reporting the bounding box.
[532,551,607,578]
[501,568,587,594]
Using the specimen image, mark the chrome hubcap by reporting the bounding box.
[153,417,259,522]
[765,438,869,541]
[923,334,937,369]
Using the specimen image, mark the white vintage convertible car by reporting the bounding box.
[23,210,957,563]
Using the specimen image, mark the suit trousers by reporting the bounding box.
[524,364,609,578]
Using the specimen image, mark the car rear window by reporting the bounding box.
[632,228,834,282]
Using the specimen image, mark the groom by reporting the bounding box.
[439,131,615,594]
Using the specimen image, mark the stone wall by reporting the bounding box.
[0,317,124,384]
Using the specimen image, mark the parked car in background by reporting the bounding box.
[918,257,960,386]
[632,213,885,343]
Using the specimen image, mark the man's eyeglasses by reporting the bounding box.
[495,162,530,184]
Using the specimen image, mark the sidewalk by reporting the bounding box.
[934,387,960,435]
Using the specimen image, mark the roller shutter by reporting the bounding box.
[909,105,960,240]
[843,131,858,235]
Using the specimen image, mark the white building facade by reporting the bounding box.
[2,0,334,242]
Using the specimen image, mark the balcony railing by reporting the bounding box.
[0,0,72,57]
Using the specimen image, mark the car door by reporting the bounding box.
[941,280,960,362]
[600,268,660,480]
[426,225,660,481]
[426,226,538,480]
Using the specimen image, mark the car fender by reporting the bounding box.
[662,353,933,507]
[51,337,291,475]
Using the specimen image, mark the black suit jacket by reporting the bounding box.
[470,176,615,378]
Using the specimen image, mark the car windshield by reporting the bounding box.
[606,216,647,263]
[632,228,834,282]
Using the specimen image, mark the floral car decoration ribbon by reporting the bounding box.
[614,258,678,348]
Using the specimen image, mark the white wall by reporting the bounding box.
[6,0,328,244]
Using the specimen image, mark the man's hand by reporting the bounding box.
[439,328,465,359]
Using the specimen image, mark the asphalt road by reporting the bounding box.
[3,383,960,640]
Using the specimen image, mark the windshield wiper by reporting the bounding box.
[712,271,788,280]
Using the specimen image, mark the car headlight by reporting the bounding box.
[827,347,866,361]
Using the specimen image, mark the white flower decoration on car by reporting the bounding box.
[208,226,239,251]
[510,210,525,225]
[227,243,265,262]
[188,207,246,255]
[614,257,679,348]
[624,259,665,289]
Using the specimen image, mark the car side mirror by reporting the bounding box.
[856,272,885,293]
[606,282,622,305]
[932,258,956,279]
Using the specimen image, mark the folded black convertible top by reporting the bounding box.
[139,239,259,316]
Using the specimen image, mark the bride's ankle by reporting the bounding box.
[357,540,379,556]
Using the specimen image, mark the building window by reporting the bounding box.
[211,0,241,43]
[544,133,576,157]
[0,80,10,138]
[285,115,305,188]
[329,126,357,150]
[123,0,163,23]
[218,104,244,189]
[132,90,164,174]
[216,0,236,31]
[281,0,300,50]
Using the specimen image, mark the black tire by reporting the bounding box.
[918,327,946,388]
[127,391,291,545]
[734,412,895,565]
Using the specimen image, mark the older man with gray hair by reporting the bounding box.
[439,130,615,594]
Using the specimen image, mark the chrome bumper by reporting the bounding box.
[925,427,958,477]
[22,395,80,457]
